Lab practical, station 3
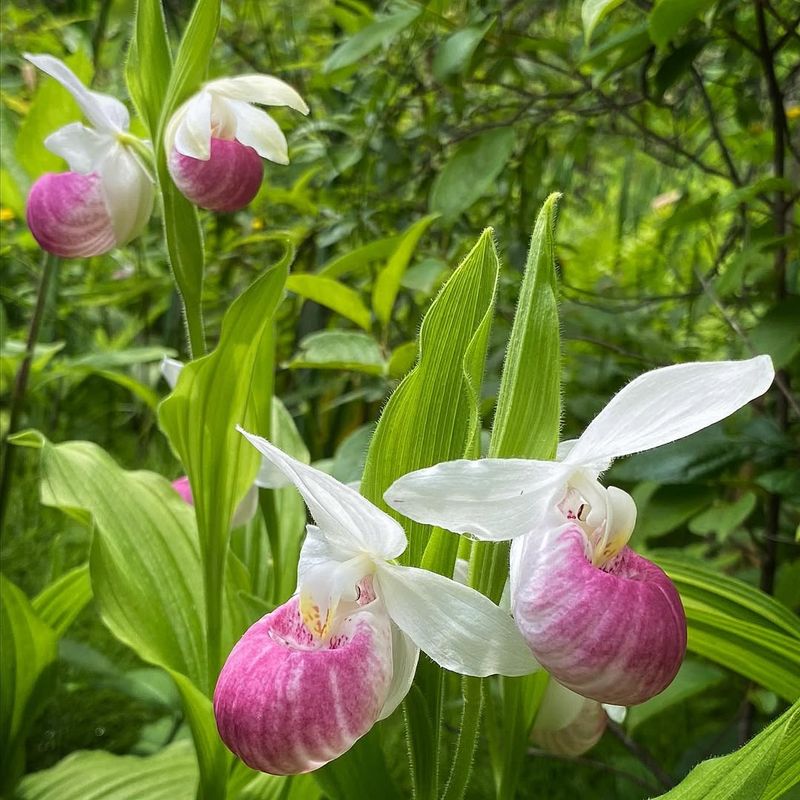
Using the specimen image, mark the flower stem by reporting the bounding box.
[441,677,484,800]
[0,252,58,530]
[184,300,207,359]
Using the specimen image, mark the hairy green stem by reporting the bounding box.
[441,677,484,800]
[184,301,207,359]
[0,252,58,530]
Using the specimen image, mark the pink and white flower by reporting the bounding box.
[24,54,154,257]
[164,74,308,212]
[385,356,775,706]
[213,429,536,775]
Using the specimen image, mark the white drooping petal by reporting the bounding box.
[567,356,775,469]
[378,624,420,721]
[533,678,587,732]
[206,74,310,115]
[227,98,289,163]
[238,427,407,560]
[384,458,571,541]
[174,90,213,159]
[375,562,537,677]
[44,122,114,172]
[161,357,184,390]
[95,144,154,245]
[24,53,129,132]
[603,704,626,723]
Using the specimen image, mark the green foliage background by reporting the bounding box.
[1,0,798,798]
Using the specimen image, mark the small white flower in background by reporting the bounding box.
[164,74,308,213]
[213,429,536,775]
[386,356,775,706]
[24,54,154,258]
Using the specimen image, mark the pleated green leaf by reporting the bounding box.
[15,740,198,800]
[0,576,57,795]
[655,700,800,800]
[656,554,800,701]
[490,193,561,460]
[362,227,500,566]
[32,564,93,637]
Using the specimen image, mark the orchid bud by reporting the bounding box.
[214,594,393,775]
[24,54,154,258]
[171,476,258,529]
[512,525,686,706]
[164,75,309,212]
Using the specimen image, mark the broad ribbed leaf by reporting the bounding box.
[287,330,385,375]
[15,740,198,800]
[655,700,800,800]
[0,576,57,795]
[32,564,92,637]
[657,554,800,701]
[490,193,561,460]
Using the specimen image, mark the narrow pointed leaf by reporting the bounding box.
[286,274,372,330]
[32,564,93,637]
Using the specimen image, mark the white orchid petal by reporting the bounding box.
[161,357,184,390]
[376,562,537,677]
[174,90,213,160]
[25,53,129,131]
[384,459,570,541]
[533,679,586,731]
[378,625,420,721]
[238,427,407,560]
[602,704,627,724]
[296,525,354,590]
[555,439,579,462]
[567,356,775,468]
[206,74,309,114]
[43,122,114,172]
[227,99,289,164]
[95,145,154,245]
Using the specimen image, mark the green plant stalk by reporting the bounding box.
[441,676,484,800]
[0,252,58,530]
[184,301,207,360]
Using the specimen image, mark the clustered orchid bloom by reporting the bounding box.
[385,356,775,707]
[164,74,309,212]
[24,54,154,258]
[213,428,537,775]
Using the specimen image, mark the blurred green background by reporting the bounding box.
[1,0,798,797]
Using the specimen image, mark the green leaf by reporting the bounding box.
[490,193,561,460]
[750,297,800,370]
[372,214,438,326]
[32,435,244,796]
[125,0,172,138]
[633,484,716,540]
[159,256,288,681]
[656,554,800,701]
[286,274,372,330]
[688,492,757,539]
[287,331,386,375]
[15,740,199,800]
[648,0,717,48]
[361,228,500,565]
[432,20,494,80]
[654,700,800,800]
[324,8,421,72]
[430,129,516,220]
[581,0,626,44]
[318,236,400,279]
[0,575,57,795]
[32,564,93,637]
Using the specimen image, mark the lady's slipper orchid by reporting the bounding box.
[24,54,154,258]
[164,75,308,212]
[385,356,775,706]
[213,428,536,775]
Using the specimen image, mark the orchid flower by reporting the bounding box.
[385,356,775,705]
[213,428,536,775]
[24,54,154,258]
[164,74,308,212]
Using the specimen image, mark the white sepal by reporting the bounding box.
[205,74,310,115]
[44,122,113,172]
[24,53,129,132]
[296,525,355,590]
[161,357,184,390]
[225,98,289,163]
[533,679,586,732]
[378,625,420,721]
[96,145,154,244]
[375,562,538,677]
[174,90,213,160]
[384,458,570,542]
[567,356,774,469]
[238,427,407,560]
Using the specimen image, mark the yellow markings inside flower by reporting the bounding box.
[300,589,333,640]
